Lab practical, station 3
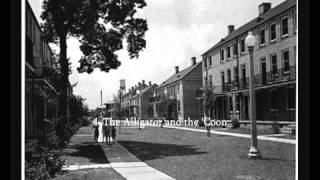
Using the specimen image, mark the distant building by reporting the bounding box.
[150,57,203,121]
[201,0,296,121]
[120,80,157,119]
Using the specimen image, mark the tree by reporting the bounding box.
[41,0,148,124]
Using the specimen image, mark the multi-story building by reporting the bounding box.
[120,80,157,119]
[201,0,296,122]
[151,57,203,121]
[25,0,59,142]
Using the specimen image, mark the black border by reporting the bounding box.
[10,0,22,179]
[11,0,310,179]
[298,0,310,179]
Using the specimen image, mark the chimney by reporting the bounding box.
[142,80,145,85]
[258,2,271,16]
[149,81,152,86]
[191,57,196,66]
[228,25,235,34]
[138,82,142,88]
[175,66,179,74]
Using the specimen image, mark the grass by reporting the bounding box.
[117,126,295,180]
[54,168,125,180]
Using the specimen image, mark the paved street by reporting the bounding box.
[55,125,295,180]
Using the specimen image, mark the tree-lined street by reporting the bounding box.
[55,125,295,180]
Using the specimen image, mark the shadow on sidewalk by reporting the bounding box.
[64,142,109,164]
[118,141,208,161]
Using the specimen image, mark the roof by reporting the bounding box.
[157,62,202,89]
[140,84,158,94]
[202,0,296,56]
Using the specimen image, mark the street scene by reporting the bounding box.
[24,0,296,179]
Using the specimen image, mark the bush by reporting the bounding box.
[232,119,240,129]
[25,160,51,180]
[25,147,64,180]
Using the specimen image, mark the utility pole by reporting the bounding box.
[100,90,103,107]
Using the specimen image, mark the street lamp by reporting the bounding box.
[245,31,262,159]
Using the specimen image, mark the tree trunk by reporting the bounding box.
[58,34,70,121]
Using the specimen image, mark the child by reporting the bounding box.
[111,126,116,143]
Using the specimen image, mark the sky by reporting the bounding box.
[27,0,285,109]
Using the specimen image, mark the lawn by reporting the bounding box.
[117,126,295,180]
[54,168,125,180]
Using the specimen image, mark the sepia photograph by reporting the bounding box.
[22,0,298,179]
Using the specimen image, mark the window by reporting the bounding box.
[233,43,238,57]
[240,39,245,53]
[282,50,290,72]
[286,87,295,110]
[271,54,278,75]
[281,17,288,37]
[260,29,265,46]
[234,67,239,83]
[221,72,225,88]
[227,69,231,84]
[227,46,231,59]
[209,56,212,66]
[270,23,276,42]
[209,75,213,86]
[220,49,225,61]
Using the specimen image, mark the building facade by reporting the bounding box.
[151,57,203,121]
[201,0,296,122]
[120,80,157,120]
[25,1,59,140]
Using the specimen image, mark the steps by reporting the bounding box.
[280,123,296,135]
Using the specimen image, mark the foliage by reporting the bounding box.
[25,147,65,180]
[41,0,148,74]
[26,119,65,180]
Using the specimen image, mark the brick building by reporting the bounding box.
[201,0,296,121]
[120,80,157,119]
[150,57,203,121]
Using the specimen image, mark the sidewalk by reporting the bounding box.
[164,125,296,144]
[102,142,175,180]
[61,126,175,180]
